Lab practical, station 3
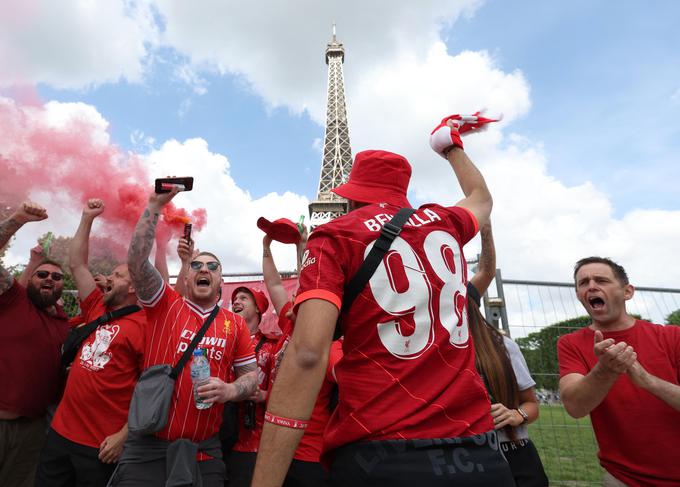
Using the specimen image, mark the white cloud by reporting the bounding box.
[144,138,309,273]
[0,0,158,89]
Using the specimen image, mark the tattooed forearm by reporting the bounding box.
[478,223,495,274]
[0,217,23,250]
[231,369,258,401]
[263,246,272,258]
[128,207,163,301]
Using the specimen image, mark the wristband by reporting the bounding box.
[516,407,529,425]
[264,411,309,430]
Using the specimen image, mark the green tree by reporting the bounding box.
[515,316,591,391]
[666,309,680,326]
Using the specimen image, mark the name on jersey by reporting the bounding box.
[177,329,226,360]
[363,208,442,232]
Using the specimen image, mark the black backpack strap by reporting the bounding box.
[61,304,141,368]
[334,208,416,340]
[254,335,268,354]
[170,303,221,379]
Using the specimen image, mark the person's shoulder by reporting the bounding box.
[502,336,520,353]
[557,325,592,345]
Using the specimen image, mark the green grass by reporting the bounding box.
[529,404,602,486]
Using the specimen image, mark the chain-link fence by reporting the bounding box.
[484,273,680,485]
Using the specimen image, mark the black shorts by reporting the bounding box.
[35,428,116,487]
[500,439,548,487]
[329,431,515,487]
[284,459,328,487]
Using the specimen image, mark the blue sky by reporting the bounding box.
[2,0,680,285]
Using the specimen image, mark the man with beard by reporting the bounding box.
[35,199,147,487]
[558,257,680,486]
[0,201,70,487]
[109,186,257,487]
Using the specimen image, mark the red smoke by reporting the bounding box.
[0,95,208,254]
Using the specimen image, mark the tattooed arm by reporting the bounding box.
[0,202,48,296]
[127,187,181,301]
[197,363,258,405]
[469,220,496,296]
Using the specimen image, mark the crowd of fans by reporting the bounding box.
[1,114,679,487]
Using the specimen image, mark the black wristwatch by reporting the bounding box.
[516,408,529,425]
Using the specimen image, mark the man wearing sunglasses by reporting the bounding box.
[35,199,147,487]
[0,201,70,487]
[112,186,257,487]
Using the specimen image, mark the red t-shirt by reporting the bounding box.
[51,289,146,447]
[558,320,680,486]
[141,282,255,442]
[269,305,343,462]
[0,281,70,417]
[232,331,276,453]
[296,203,491,460]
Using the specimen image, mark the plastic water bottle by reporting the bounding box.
[190,348,212,410]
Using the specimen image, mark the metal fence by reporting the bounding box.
[486,272,680,485]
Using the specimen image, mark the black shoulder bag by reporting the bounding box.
[333,208,416,338]
[128,303,221,435]
[61,304,141,369]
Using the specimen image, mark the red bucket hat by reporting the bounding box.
[256,217,301,244]
[231,286,270,315]
[331,150,412,207]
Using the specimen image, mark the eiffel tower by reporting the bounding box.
[308,25,353,229]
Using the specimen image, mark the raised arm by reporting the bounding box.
[429,117,493,228]
[17,243,45,287]
[154,222,172,283]
[262,235,289,316]
[127,187,180,301]
[295,224,308,275]
[469,221,495,296]
[174,237,194,297]
[69,199,105,300]
[447,146,492,229]
[0,202,48,296]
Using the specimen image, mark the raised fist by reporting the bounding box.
[15,201,48,223]
[429,112,500,158]
[83,199,105,218]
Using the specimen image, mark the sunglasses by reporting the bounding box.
[34,270,64,281]
[190,261,220,272]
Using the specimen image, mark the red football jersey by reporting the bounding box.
[558,321,680,486]
[233,331,276,453]
[296,203,492,459]
[52,289,146,448]
[268,305,342,462]
[141,283,255,442]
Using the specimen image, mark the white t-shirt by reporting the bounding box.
[497,336,536,442]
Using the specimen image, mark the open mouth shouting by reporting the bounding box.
[196,277,211,288]
[587,295,606,312]
[232,303,243,313]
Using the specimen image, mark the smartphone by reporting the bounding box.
[154,177,194,193]
[183,223,192,243]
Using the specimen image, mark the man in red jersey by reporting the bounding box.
[110,187,257,487]
[35,198,147,487]
[0,201,70,487]
[227,285,274,487]
[252,117,514,487]
[559,257,680,487]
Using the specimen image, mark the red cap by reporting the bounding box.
[257,217,301,244]
[331,150,412,207]
[232,286,270,315]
